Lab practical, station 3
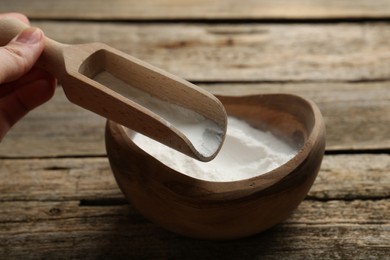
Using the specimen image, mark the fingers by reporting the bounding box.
[0,13,30,25]
[0,69,56,140]
[0,67,55,97]
[0,13,56,141]
[0,27,45,83]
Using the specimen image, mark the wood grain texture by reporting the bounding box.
[1,0,390,20]
[0,155,389,256]
[1,200,389,227]
[0,200,389,259]
[0,154,388,202]
[309,154,390,200]
[0,158,120,202]
[0,81,388,157]
[30,21,390,82]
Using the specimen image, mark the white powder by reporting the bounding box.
[132,117,298,182]
[93,72,224,157]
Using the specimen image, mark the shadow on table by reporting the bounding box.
[95,208,293,259]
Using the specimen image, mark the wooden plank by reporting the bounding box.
[0,200,389,259]
[29,21,390,82]
[1,200,389,227]
[0,154,389,202]
[0,81,388,157]
[0,157,121,201]
[309,154,390,200]
[1,225,389,259]
[1,0,390,20]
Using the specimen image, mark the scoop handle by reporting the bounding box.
[0,17,65,77]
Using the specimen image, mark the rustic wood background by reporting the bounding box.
[0,0,389,259]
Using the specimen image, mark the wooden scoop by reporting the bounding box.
[0,17,227,161]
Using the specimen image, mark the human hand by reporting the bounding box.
[0,13,56,141]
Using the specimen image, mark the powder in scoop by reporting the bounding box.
[132,117,298,182]
[93,71,224,157]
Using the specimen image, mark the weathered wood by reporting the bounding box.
[0,81,388,157]
[1,0,390,20]
[1,226,389,259]
[1,200,389,226]
[0,200,389,259]
[29,21,390,82]
[0,157,121,201]
[0,155,388,202]
[309,154,390,200]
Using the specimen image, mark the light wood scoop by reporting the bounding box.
[0,17,227,161]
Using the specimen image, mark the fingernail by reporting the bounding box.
[15,27,42,44]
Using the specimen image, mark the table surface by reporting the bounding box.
[0,1,389,259]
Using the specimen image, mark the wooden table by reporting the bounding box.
[1,1,389,258]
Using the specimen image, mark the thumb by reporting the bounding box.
[0,27,45,84]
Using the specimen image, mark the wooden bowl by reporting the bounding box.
[105,94,326,239]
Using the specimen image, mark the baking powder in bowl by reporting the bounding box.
[132,117,297,182]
